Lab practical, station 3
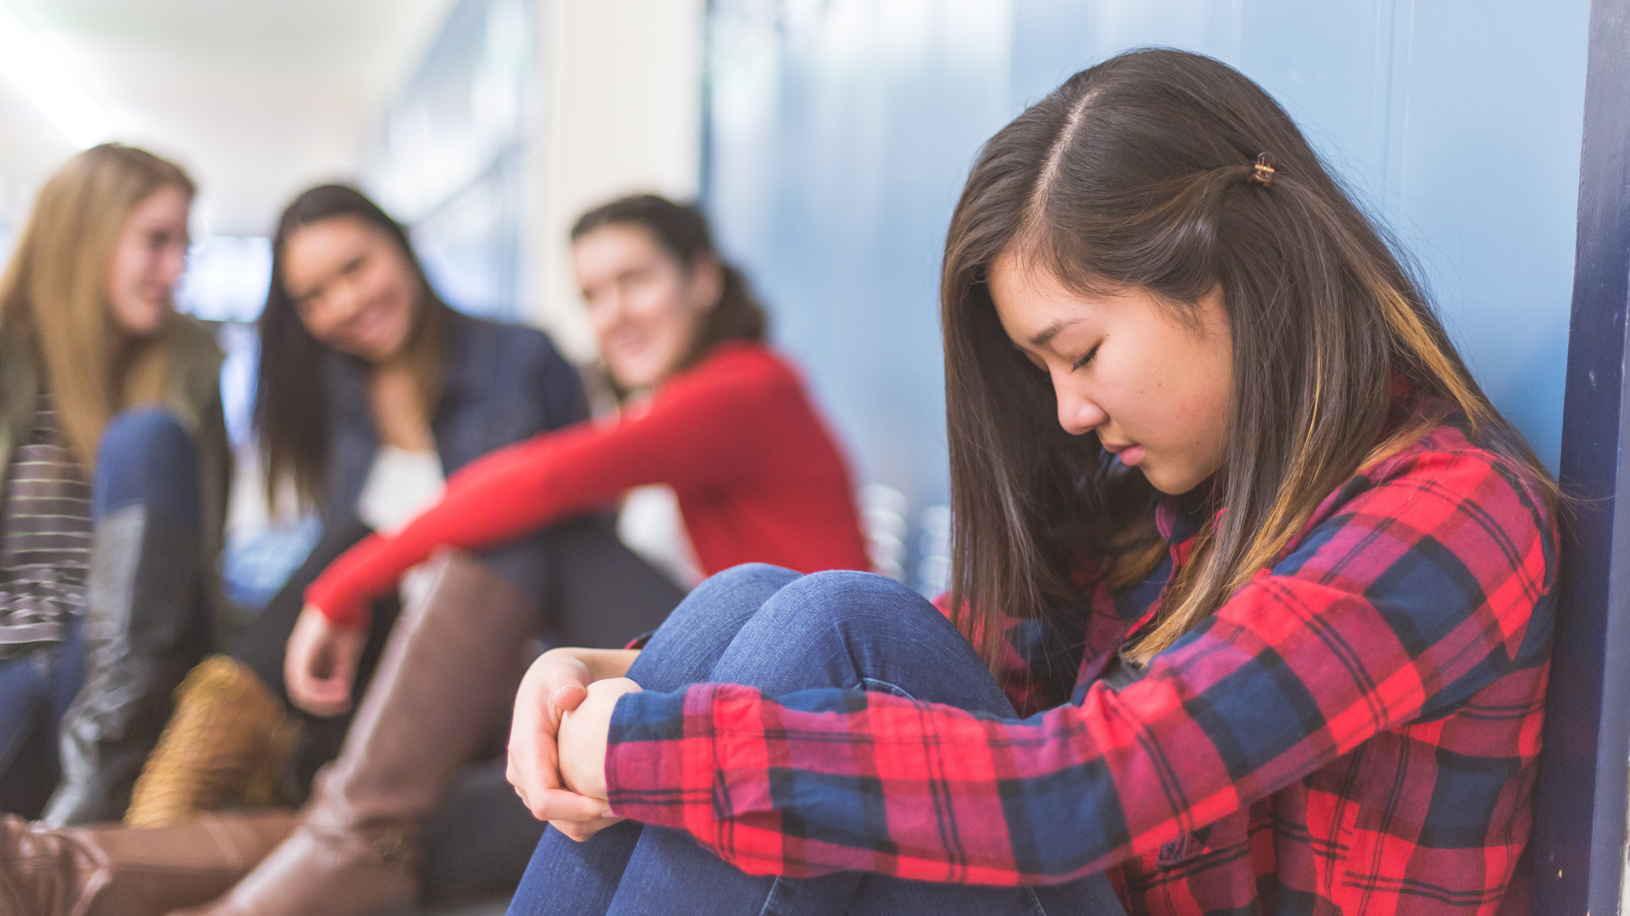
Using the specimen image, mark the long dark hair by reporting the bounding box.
[571,194,766,374]
[942,49,1555,668]
[255,184,449,510]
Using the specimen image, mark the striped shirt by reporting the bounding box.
[0,395,91,660]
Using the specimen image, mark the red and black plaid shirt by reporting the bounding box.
[606,417,1557,915]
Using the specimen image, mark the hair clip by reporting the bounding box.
[1250,152,1276,188]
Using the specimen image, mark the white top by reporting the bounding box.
[356,445,445,537]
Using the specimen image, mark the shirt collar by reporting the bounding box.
[1154,483,1213,546]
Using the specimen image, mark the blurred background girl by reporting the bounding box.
[0,143,232,826]
[176,193,869,916]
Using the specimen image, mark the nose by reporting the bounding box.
[319,276,366,330]
[588,289,625,337]
[1052,373,1106,436]
[160,245,188,288]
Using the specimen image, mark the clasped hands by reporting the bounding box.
[504,648,644,841]
[285,606,640,842]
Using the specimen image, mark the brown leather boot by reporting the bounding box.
[0,808,295,916]
[174,551,536,916]
[127,656,299,827]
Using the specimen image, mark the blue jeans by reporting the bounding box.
[507,564,1126,916]
[0,619,83,814]
[0,409,203,817]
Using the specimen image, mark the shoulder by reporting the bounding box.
[1361,422,1551,513]
[170,314,225,367]
[167,315,225,409]
[1301,420,1557,575]
[447,310,566,371]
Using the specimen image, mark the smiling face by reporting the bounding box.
[573,223,721,391]
[105,183,191,339]
[987,247,1234,495]
[280,215,421,363]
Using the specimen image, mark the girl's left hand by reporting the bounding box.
[558,677,644,801]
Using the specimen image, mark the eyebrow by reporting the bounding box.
[1029,319,1081,348]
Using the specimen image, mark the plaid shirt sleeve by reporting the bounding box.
[604,440,1554,886]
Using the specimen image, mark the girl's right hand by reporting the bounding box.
[507,649,626,839]
[285,604,368,717]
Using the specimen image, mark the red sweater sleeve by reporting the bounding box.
[307,348,796,626]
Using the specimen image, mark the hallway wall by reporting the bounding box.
[704,0,1589,581]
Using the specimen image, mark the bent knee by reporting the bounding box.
[95,409,202,524]
[766,569,944,630]
[699,562,800,593]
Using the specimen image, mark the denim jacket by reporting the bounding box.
[317,308,588,528]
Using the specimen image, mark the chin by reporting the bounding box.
[606,356,660,390]
[1141,470,1191,496]
[125,311,170,339]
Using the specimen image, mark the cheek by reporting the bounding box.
[107,247,139,296]
[1178,357,1233,459]
[367,267,416,323]
[299,312,337,346]
[631,289,692,343]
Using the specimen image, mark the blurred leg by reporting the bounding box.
[42,409,209,826]
[0,808,296,916]
[533,515,686,650]
[227,517,399,799]
[177,551,541,916]
[0,640,59,815]
[414,516,687,905]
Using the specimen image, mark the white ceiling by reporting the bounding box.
[0,0,457,236]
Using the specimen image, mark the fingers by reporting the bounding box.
[550,814,627,843]
[284,607,363,718]
[506,651,614,825]
[515,784,610,823]
[557,677,642,799]
[292,674,352,717]
[551,681,588,711]
[285,646,345,716]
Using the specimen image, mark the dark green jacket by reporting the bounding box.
[0,315,234,641]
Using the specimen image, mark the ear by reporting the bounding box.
[690,255,725,313]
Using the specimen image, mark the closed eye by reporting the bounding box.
[1071,344,1100,371]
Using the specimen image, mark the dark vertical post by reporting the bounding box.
[1533,0,1630,912]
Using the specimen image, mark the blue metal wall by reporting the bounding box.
[704,0,1589,577]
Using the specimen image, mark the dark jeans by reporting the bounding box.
[228,511,687,903]
[507,564,1126,916]
[0,409,207,818]
[0,621,82,815]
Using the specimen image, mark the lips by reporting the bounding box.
[1100,438,1146,467]
[347,302,397,349]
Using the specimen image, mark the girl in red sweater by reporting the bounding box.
[287,195,869,687]
[176,195,869,916]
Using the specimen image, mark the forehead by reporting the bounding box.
[282,216,389,276]
[987,247,1122,337]
[572,224,669,280]
[127,184,191,225]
